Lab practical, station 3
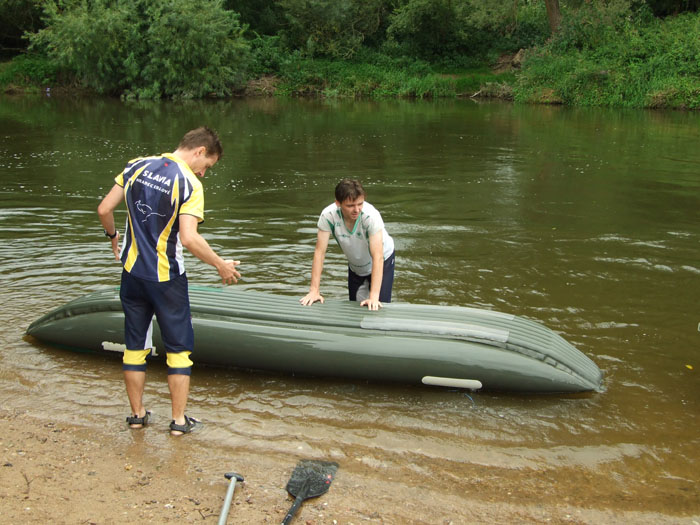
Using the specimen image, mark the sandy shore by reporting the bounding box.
[2,407,294,524]
[2,408,697,525]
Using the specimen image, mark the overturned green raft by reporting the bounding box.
[26,286,603,393]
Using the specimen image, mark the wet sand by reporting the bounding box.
[2,408,696,525]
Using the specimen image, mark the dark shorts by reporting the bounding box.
[348,250,395,303]
[120,269,194,356]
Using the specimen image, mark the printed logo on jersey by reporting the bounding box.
[135,200,166,222]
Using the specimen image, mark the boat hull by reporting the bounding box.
[26,286,603,393]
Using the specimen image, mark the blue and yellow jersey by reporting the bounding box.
[115,153,204,282]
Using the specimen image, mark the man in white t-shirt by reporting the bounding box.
[300,179,395,311]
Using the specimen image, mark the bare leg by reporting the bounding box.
[168,373,190,435]
[124,370,147,428]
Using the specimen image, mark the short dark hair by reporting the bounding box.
[335,178,365,203]
[178,126,223,160]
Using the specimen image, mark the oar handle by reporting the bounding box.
[218,472,244,525]
[281,494,304,525]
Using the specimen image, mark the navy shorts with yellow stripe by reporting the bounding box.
[120,270,194,375]
[348,250,395,303]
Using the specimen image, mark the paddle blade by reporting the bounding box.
[285,459,338,500]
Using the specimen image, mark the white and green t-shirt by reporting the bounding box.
[318,201,394,276]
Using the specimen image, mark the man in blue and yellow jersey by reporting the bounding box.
[98,127,240,436]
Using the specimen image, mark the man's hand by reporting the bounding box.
[218,259,241,285]
[360,298,382,311]
[300,291,324,306]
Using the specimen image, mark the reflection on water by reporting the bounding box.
[1,95,698,518]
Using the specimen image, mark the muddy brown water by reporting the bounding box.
[1,95,698,521]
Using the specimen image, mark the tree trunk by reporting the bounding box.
[544,0,562,34]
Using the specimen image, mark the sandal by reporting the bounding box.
[126,411,151,429]
[169,415,201,436]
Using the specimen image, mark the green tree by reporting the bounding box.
[386,0,461,58]
[279,0,392,58]
[545,0,562,34]
[0,0,45,57]
[453,0,550,57]
[224,0,286,36]
[645,0,700,15]
[28,0,250,99]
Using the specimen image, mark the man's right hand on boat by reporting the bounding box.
[300,292,324,306]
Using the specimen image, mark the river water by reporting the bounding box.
[0,95,698,522]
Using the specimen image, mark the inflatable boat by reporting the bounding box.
[26,286,603,393]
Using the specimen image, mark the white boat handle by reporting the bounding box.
[422,376,483,390]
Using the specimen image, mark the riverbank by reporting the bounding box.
[0,60,516,102]
[3,66,697,110]
[2,408,696,524]
[3,3,699,109]
[3,24,699,110]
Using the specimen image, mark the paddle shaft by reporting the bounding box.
[218,472,244,525]
[281,493,306,525]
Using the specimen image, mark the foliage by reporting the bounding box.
[278,0,393,59]
[28,0,250,99]
[251,0,547,61]
[223,0,286,36]
[386,0,462,58]
[0,0,45,58]
[645,0,700,16]
[499,1,551,51]
[385,0,549,60]
[515,6,700,109]
[0,53,57,87]
[4,0,699,107]
[274,52,511,99]
[249,35,291,76]
[548,0,654,53]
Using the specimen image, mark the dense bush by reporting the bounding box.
[514,4,700,108]
[384,0,549,61]
[224,0,285,36]
[28,0,250,99]
[386,0,462,58]
[274,51,512,99]
[645,0,700,16]
[278,0,390,59]
[0,53,56,87]
[249,35,291,76]
[0,0,45,58]
[3,0,699,107]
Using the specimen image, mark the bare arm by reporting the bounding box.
[300,229,331,306]
[179,214,240,284]
[97,184,124,261]
[361,231,384,311]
